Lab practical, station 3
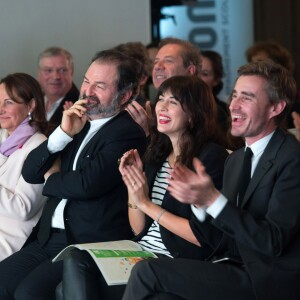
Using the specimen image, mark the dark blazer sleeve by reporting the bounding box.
[194,142,229,190]
[213,130,300,257]
[22,112,146,200]
[22,139,61,184]
[189,143,228,251]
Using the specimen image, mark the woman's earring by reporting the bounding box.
[28,111,32,121]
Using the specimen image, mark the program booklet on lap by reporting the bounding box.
[52,240,157,285]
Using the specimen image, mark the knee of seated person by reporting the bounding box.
[131,259,152,278]
[14,285,31,300]
[0,286,12,300]
[145,293,186,300]
[55,282,63,300]
[64,248,89,270]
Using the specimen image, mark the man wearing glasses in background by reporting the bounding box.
[37,47,79,131]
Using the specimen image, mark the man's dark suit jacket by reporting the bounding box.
[135,143,228,260]
[196,128,300,300]
[22,111,147,245]
[48,83,79,130]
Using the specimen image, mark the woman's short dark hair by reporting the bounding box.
[0,73,48,135]
[145,75,223,167]
[245,40,295,73]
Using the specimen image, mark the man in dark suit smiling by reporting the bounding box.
[123,60,300,300]
[0,49,146,300]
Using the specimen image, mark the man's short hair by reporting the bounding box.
[237,59,296,125]
[38,47,74,72]
[92,49,142,99]
[158,37,201,75]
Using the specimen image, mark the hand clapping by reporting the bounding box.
[126,100,152,137]
[167,158,220,207]
[119,149,149,208]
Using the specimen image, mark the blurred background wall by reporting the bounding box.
[0,0,150,87]
[0,0,299,91]
[253,0,300,91]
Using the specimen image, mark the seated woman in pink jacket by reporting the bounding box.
[0,73,49,260]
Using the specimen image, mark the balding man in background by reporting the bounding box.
[37,47,79,131]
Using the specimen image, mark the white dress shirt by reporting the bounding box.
[45,96,64,121]
[48,117,113,228]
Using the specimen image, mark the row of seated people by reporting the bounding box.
[0,38,300,299]
[0,38,204,260]
[1,37,232,265]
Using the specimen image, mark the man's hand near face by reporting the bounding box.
[61,99,89,137]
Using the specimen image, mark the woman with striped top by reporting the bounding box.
[57,75,228,300]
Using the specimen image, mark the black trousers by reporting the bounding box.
[56,248,126,300]
[122,258,256,300]
[0,231,67,300]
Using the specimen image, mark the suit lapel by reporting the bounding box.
[241,128,286,207]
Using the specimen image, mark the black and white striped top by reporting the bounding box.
[137,160,173,257]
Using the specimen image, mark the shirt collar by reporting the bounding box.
[45,96,64,120]
[245,130,275,158]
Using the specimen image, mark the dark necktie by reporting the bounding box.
[237,147,253,206]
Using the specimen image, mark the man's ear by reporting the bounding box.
[269,100,286,119]
[120,90,133,106]
[187,64,197,75]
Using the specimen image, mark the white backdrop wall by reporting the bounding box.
[0,0,151,87]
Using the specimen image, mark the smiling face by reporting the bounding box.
[152,44,192,89]
[0,83,34,135]
[155,89,189,143]
[38,55,73,101]
[80,61,121,120]
[229,75,285,145]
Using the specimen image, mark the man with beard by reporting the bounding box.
[0,49,147,300]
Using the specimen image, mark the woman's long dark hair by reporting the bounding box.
[145,75,224,167]
[0,73,49,135]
